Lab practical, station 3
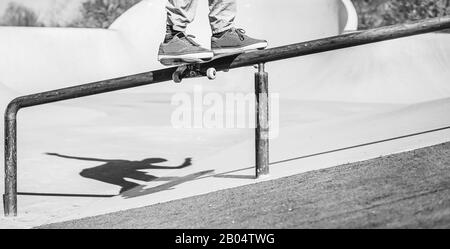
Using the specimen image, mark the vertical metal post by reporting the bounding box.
[4,104,18,217]
[255,63,269,178]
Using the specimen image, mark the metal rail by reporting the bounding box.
[4,16,450,216]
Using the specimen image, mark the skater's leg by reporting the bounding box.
[208,0,237,35]
[159,0,213,63]
[166,0,199,34]
[208,0,267,54]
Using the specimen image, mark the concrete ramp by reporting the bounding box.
[0,0,355,94]
[0,83,16,105]
[276,33,450,103]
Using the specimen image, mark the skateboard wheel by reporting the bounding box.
[206,68,217,80]
[173,72,182,83]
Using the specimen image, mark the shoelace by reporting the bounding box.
[235,28,247,41]
[177,32,200,46]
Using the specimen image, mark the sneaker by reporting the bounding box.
[211,28,268,54]
[158,32,214,63]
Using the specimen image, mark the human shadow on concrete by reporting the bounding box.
[120,170,215,199]
[45,153,193,195]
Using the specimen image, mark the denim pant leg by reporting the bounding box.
[166,0,199,32]
[166,0,236,34]
[208,0,236,34]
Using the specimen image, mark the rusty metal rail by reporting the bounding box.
[5,16,450,216]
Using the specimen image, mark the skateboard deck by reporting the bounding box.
[160,51,243,83]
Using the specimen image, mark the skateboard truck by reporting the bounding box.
[168,52,243,83]
[172,64,217,83]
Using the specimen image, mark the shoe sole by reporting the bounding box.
[212,42,268,54]
[158,52,214,61]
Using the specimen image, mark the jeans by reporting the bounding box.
[166,0,236,34]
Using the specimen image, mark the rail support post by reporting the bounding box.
[4,103,18,217]
[255,63,269,178]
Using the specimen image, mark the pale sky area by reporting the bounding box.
[0,0,86,25]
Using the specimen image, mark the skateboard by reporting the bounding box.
[160,52,243,83]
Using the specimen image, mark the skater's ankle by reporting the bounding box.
[165,25,183,43]
[212,29,231,39]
